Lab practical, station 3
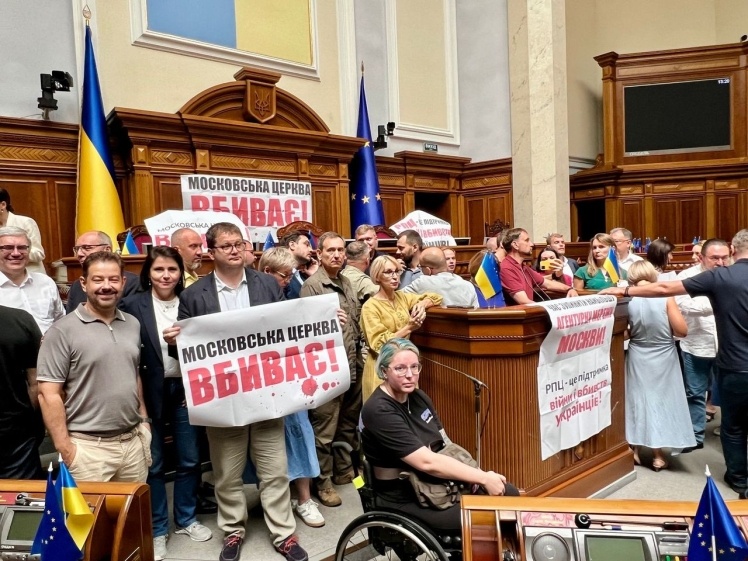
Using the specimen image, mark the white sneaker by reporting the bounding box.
[295,498,325,528]
[153,535,168,560]
[175,521,213,542]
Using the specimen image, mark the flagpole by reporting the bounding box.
[706,465,717,561]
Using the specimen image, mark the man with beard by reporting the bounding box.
[499,228,578,305]
[300,232,362,509]
[66,230,139,313]
[171,228,204,287]
[37,252,150,482]
[279,232,313,299]
[396,229,424,288]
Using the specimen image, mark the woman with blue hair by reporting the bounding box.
[360,338,519,531]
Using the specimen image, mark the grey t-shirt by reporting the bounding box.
[37,304,142,436]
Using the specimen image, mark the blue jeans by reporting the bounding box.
[717,368,748,491]
[149,379,202,537]
[682,352,714,444]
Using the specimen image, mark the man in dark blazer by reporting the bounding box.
[278,232,313,300]
[164,223,307,561]
[66,230,139,313]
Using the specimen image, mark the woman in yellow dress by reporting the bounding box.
[360,255,442,401]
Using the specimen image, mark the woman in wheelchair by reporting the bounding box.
[360,338,519,532]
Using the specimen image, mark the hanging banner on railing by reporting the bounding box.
[180,173,313,244]
[531,295,617,460]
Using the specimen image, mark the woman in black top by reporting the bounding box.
[361,338,518,531]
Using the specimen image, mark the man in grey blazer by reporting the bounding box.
[165,223,307,561]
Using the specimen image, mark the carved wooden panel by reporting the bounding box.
[380,192,406,227]
[153,176,184,213]
[311,185,337,233]
[54,180,77,260]
[680,197,703,242]
[466,198,486,244]
[210,153,297,174]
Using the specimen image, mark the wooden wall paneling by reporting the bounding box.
[311,185,337,232]
[153,176,184,213]
[466,197,487,244]
[715,192,740,241]
[653,198,679,241]
[680,197,703,242]
[380,191,406,227]
[0,178,54,255]
[54,180,78,260]
[619,198,643,238]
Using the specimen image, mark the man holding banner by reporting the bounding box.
[300,232,362,508]
[165,222,307,561]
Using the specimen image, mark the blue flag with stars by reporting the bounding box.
[31,466,83,561]
[263,231,275,251]
[688,469,748,561]
[349,74,385,235]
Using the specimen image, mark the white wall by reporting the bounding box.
[0,0,80,123]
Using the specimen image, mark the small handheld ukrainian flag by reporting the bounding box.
[602,247,621,284]
[475,251,502,300]
[121,230,139,255]
[56,460,94,550]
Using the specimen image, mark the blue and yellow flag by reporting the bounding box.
[349,73,385,235]
[475,251,502,300]
[121,230,139,255]
[32,464,83,561]
[77,23,125,244]
[56,461,94,550]
[602,247,621,284]
[688,466,748,561]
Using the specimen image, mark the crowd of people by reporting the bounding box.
[2,186,748,560]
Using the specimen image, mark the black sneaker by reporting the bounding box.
[219,531,243,561]
[276,536,308,561]
[681,442,704,454]
[723,473,747,496]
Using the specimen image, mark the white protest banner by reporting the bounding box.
[180,173,312,244]
[390,210,456,247]
[532,295,617,460]
[176,293,350,427]
[144,210,250,247]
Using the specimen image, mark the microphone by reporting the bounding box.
[421,356,488,388]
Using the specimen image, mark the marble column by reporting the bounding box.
[507,0,571,241]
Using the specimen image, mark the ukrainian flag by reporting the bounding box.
[121,230,139,255]
[475,251,502,300]
[77,23,125,244]
[32,464,81,561]
[56,461,94,550]
[602,247,621,284]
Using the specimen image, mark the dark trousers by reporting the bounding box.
[717,368,748,490]
[0,415,44,480]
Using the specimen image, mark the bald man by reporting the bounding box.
[402,247,478,308]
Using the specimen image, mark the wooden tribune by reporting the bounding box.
[0,479,152,561]
[412,299,631,498]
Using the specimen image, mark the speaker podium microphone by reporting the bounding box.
[421,356,489,467]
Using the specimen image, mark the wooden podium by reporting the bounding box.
[412,299,631,498]
[0,479,152,561]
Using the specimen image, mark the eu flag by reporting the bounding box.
[31,465,83,561]
[349,74,385,235]
[602,247,621,284]
[77,23,126,245]
[263,231,275,251]
[688,468,748,561]
[474,251,502,300]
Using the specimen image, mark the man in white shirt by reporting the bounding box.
[0,226,63,333]
[610,227,642,271]
[403,247,478,308]
[675,238,730,452]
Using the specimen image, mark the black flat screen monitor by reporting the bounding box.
[624,78,731,156]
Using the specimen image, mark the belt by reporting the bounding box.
[70,427,139,442]
[373,466,404,481]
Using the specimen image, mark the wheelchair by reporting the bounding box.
[334,452,463,561]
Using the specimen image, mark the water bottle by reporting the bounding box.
[692,236,699,245]
[644,237,651,252]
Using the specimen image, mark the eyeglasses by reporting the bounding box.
[389,364,422,377]
[73,243,108,253]
[275,270,291,279]
[212,242,246,253]
[611,239,629,244]
[382,269,402,277]
[0,245,30,253]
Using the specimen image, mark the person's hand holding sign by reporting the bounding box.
[336,309,348,326]
[163,324,181,346]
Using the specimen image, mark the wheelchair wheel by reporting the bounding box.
[335,511,450,561]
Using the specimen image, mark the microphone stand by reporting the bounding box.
[422,356,488,468]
